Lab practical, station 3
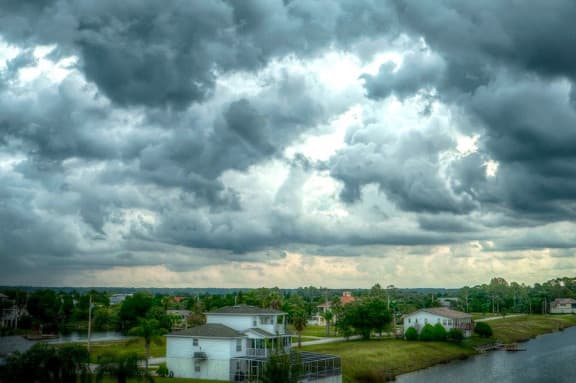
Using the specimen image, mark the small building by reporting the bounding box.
[109,293,133,305]
[166,304,341,382]
[403,307,473,337]
[315,291,355,327]
[550,298,576,314]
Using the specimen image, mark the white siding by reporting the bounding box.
[403,311,472,337]
[206,314,255,331]
[166,336,236,380]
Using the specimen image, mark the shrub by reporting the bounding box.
[419,324,435,341]
[432,323,447,341]
[405,326,418,341]
[156,363,169,377]
[474,322,493,338]
[447,328,464,343]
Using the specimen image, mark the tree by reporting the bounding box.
[261,350,302,383]
[96,352,153,383]
[0,343,90,383]
[432,323,447,341]
[474,322,493,338]
[322,310,333,336]
[447,328,464,343]
[292,308,307,348]
[118,293,154,331]
[419,324,435,341]
[337,298,392,340]
[128,318,168,369]
[404,326,418,341]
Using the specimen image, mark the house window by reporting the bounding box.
[424,318,428,323]
[408,318,411,323]
[253,320,257,327]
[437,318,440,323]
[236,339,242,352]
[195,364,200,372]
[193,338,198,346]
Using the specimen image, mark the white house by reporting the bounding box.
[403,307,473,337]
[166,304,341,382]
[550,298,576,314]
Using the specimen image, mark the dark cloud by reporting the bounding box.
[2,0,576,284]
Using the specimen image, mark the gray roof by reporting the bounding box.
[244,328,276,338]
[418,307,472,320]
[168,323,243,338]
[208,304,285,315]
[552,298,576,305]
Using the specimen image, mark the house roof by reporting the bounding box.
[168,323,243,338]
[552,298,576,305]
[208,304,285,315]
[243,328,276,338]
[410,307,471,320]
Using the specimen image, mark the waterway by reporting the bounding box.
[0,331,129,356]
[396,326,576,383]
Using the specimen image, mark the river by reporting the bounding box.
[0,331,130,356]
[396,326,576,383]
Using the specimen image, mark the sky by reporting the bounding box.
[1,0,576,288]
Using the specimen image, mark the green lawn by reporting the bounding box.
[303,338,474,383]
[87,337,167,363]
[488,314,576,343]
[287,324,332,337]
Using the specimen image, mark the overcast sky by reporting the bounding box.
[1,0,575,288]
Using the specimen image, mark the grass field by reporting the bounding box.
[87,337,166,363]
[303,338,474,382]
[488,314,576,343]
[287,324,331,337]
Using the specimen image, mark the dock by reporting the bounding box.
[474,342,526,353]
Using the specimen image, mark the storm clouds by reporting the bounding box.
[1,0,575,287]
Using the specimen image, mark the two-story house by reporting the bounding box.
[166,304,341,382]
[403,307,473,337]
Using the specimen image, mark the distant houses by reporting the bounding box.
[166,304,342,382]
[403,307,473,337]
[314,291,355,326]
[550,298,576,314]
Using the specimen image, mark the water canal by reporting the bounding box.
[396,326,576,383]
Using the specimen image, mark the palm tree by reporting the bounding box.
[322,310,333,336]
[128,318,168,369]
[95,352,153,383]
[292,309,307,348]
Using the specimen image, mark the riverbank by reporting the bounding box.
[303,314,576,382]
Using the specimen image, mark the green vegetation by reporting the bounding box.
[87,338,166,363]
[304,339,474,383]
[404,326,418,341]
[474,322,493,338]
[303,314,576,382]
[488,314,576,343]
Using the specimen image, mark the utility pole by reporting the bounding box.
[87,295,93,353]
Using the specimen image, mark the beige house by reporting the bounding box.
[550,298,576,314]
